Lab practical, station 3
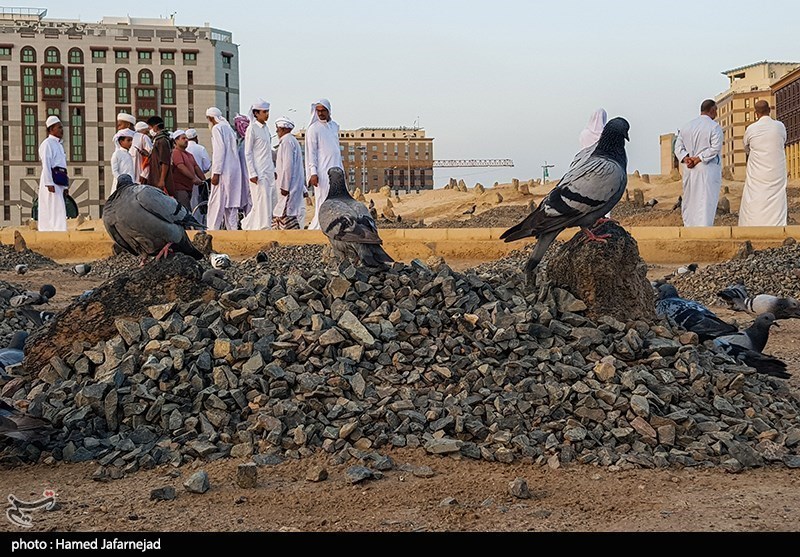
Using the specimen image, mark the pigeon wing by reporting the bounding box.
[320,199,383,245]
[134,186,204,229]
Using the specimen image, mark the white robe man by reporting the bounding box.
[241,99,277,230]
[273,116,307,230]
[37,116,69,232]
[674,99,724,227]
[110,129,135,196]
[131,121,153,184]
[739,100,788,227]
[206,107,244,230]
[116,112,135,133]
[305,98,343,230]
[185,128,211,221]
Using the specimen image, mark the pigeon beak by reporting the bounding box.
[625,132,630,141]
[772,321,781,328]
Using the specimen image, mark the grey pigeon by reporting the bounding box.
[103,174,204,264]
[655,284,737,341]
[10,284,55,307]
[318,167,394,267]
[715,313,778,352]
[500,117,630,281]
[713,314,789,379]
[717,283,800,319]
[72,263,91,276]
[0,331,27,375]
[14,264,27,275]
[209,252,231,270]
[0,398,49,441]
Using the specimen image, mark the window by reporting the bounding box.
[116,69,130,104]
[137,108,156,119]
[163,108,175,131]
[139,69,153,85]
[45,47,59,64]
[70,107,85,162]
[46,107,60,117]
[183,52,196,63]
[222,53,232,68]
[0,47,10,58]
[138,50,152,62]
[43,67,63,77]
[70,68,84,103]
[68,48,83,64]
[745,98,750,108]
[91,49,106,61]
[161,51,174,62]
[22,67,36,102]
[22,106,37,162]
[21,46,35,63]
[161,70,175,105]
[746,112,751,122]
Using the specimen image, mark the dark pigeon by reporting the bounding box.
[500,117,630,281]
[318,167,394,267]
[655,284,737,341]
[0,331,27,376]
[713,341,790,379]
[16,308,54,328]
[9,284,55,308]
[0,398,49,441]
[717,283,800,319]
[715,313,778,352]
[103,174,204,264]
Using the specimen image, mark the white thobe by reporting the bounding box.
[110,147,135,196]
[131,132,153,184]
[305,119,343,230]
[275,133,307,220]
[208,121,244,231]
[674,115,723,227]
[241,121,277,230]
[739,116,788,227]
[37,135,68,232]
[187,140,211,213]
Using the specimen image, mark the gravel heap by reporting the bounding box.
[229,245,328,284]
[431,206,531,229]
[88,252,144,280]
[0,245,58,271]
[0,280,40,347]
[671,243,800,306]
[3,255,800,475]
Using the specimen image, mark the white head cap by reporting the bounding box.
[206,107,223,120]
[186,128,198,139]
[171,129,187,141]
[275,116,295,130]
[46,115,61,129]
[117,112,136,125]
[134,121,149,132]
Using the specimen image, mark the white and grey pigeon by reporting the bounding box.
[318,167,394,267]
[14,264,28,275]
[713,313,789,379]
[210,252,231,270]
[103,174,205,265]
[655,283,737,341]
[717,283,800,320]
[0,331,28,376]
[500,117,630,280]
[10,284,55,308]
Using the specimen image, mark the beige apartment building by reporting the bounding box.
[714,61,798,178]
[0,8,239,226]
[294,127,435,191]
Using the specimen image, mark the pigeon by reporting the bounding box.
[644,198,659,208]
[717,283,800,319]
[210,253,231,270]
[463,205,477,215]
[14,264,28,275]
[202,268,231,291]
[715,313,778,352]
[10,284,56,307]
[0,331,27,376]
[713,341,790,379]
[102,174,205,264]
[255,251,269,264]
[72,263,91,276]
[676,263,698,276]
[672,196,682,211]
[655,283,737,341]
[500,117,630,281]
[0,398,50,441]
[318,167,394,267]
[17,308,54,328]
[77,289,94,302]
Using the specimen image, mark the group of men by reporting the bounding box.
[675,98,788,227]
[36,98,346,232]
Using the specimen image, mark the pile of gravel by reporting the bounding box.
[0,245,58,271]
[431,206,531,229]
[88,253,144,280]
[229,245,328,284]
[672,243,800,306]
[3,254,799,476]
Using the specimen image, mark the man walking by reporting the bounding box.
[37,116,69,232]
[171,129,207,212]
[674,99,724,227]
[738,100,788,227]
[305,98,343,230]
[242,99,276,230]
[145,116,174,196]
[274,116,307,230]
[206,107,244,230]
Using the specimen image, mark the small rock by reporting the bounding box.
[509,477,531,499]
[306,466,328,482]
[345,466,374,484]
[183,470,210,494]
[150,487,176,501]
[236,463,258,489]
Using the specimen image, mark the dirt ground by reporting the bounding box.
[2,262,800,533]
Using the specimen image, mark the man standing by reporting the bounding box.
[145,116,174,195]
[305,98,343,230]
[273,116,306,230]
[738,100,788,227]
[171,130,207,212]
[116,112,135,132]
[674,99,724,227]
[242,99,276,230]
[185,128,211,218]
[132,121,152,184]
[206,107,244,230]
[37,116,69,232]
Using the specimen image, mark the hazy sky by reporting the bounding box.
[18,0,800,186]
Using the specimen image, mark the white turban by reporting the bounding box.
[308,98,332,127]
[275,116,295,130]
[134,121,149,132]
[117,112,136,125]
[579,108,608,149]
[171,129,187,141]
[206,107,226,122]
[247,98,271,125]
[113,128,135,148]
[46,115,61,128]
[186,128,198,139]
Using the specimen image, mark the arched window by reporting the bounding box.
[68,48,83,65]
[139,69,153,86]
[45,47,60,64]
[22,106,37,162]
[70,68,84,103]
[21,46,35,63]
[161,70,175,105]
[116,69,130,104]
[21,67,36,102]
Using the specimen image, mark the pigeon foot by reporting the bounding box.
[155,242,174,261]
[592,217,617,227]
[580,227,612,243]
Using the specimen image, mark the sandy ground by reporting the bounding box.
[2,260,800,532]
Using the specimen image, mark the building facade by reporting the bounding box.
[659,133,679,177]
[772,66,800,179]
[294,127,434,192]
[714,61,798,178]
[0,8,239,226]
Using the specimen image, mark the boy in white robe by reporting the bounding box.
[110,129,136,195]
[242,99,277,230]
[273,116,307,230]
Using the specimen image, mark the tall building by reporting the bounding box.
[0,8,239,226]
[714,60,799,178]
[294,127,434,191]
[772,67,800,179]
